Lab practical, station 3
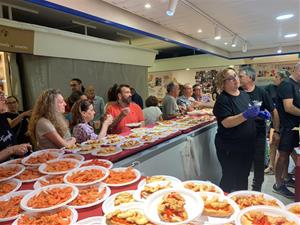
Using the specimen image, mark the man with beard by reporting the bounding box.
[105,84,144,134]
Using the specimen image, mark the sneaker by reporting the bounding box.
[272,184,294,199]
[264,167,274,175]
[285,178,296,188]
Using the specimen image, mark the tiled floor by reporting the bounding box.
[248,171,294,205]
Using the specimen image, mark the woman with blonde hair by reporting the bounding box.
[213,67,261,192]
[28,89,76,149]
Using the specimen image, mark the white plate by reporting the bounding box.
[187,110,207,116]
[235,205,300,225]
[91,145,122,157]
[140,134,160,143]
[0,164,25,182]
[104,203,147,224]
[0,190,32,222]
[227,190,285,209]
[102,190,137,214]
[81,138,107,146]
[198,192,240,225]
[131,127,150,134]
[38,148,65,156]
[126,122,142,128]
[62,154,85,162]
[21,151,60,167]
[80,159,113,169]
[157,121,176,127]
[39,158,80,175]
[20,183,79,212]
[286,202,300,217]
[16,167,44,183]
[103,135,125,146]
[144,188,204,225]
[135,180,182,202]
[13,206,78,225]
[76,216,105,225]
[1,158,23,165]
[33,174,65,189]
[182,180,224,195]
[103,167,141,187]
[120,139,144,150]
[68,183,111,209]
[64,166,109,186]
[138,175,182,189]
[0,178,22,198]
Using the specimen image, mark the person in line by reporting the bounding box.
[0,92,31,162]
[131,87,144,109]
[264,70,290,175]
[71,99,113,143]
[213,67,260,192]
[273,63,300,198]
[3,96,31,144]
[70,78,85,93]
[143,96,162,126]
[177,83,197,112]
[192,84,215,108]
[28,89,76,149]
[162,82,180,120]
[106,84,144,134]
[239,65,280,191]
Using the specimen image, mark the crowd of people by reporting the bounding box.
[213,62,300,199]
[0,63,299,200]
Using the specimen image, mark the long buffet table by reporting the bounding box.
[1,117,222,225]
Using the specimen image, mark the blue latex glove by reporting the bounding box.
[242,105,260,119]
[258,110,271,120]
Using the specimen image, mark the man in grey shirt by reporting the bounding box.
[162,82,180,120]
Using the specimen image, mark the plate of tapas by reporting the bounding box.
[68,183,111,209]
[0,190,32,222]
[91,145,122,157]
[21,151,60,167]
[138,175,181,189]
[13,206,78,225]
[182,180,224,195]
[286,202,300,217]
[0,178,21,197]
[0,164,25,182]
[80,159,113,169]
[64,166,109,186]
[235,205,299,225]
[16,167,44,183]
[103,167,141,187]
[39,158,80,175]
[144,188,204,225]
[62,154,85,162]
[33,174,65,189]
[20,184,78,212]
[120,139,144,150]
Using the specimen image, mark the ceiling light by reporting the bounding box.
[284,33,298,38]
[214,26,221,40]
[224,42,228,45]
[242,41,248,53]
[186,68,190,71]
[166,0,178,16]
[231,35,238,47]
[197,29,202,33]
[276,14,294,20]
[277,46,282,54]
[145,3,151,9]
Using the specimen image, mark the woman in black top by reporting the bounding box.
[213,68,260,192]
[0,92,31,162]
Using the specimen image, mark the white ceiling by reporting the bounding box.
[102,0,300,54]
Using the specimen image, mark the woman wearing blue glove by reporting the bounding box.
[213,67,259,192]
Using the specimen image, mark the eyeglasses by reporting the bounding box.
[223,74,238,82]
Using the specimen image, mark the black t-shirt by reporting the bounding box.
[213,90,256,152]
[277,78,300,128]
[265,84,278,107]
[0,114,16,150]
[246,86,275,132]
[2,112,30,144]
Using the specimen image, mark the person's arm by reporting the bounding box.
[9,110,32,128]
[43,131,76,148]
[108,108,129,131]
[0,143,31,162]
[271,108,280,132]
[283,98,300,116]
[221,113,247,128]
[98,115,113,139]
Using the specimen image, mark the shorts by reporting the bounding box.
[278,128,299,153]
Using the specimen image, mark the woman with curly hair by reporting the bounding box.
[28,89,76,149]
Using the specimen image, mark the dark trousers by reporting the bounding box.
[216,149,254,193]
[252,131,266,191]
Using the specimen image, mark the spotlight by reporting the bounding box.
[277,46,282,54]
[231,35,238,47]
[166,0,179,16]
[214,26,221,40]
[242,41,248,53]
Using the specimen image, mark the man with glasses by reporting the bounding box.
[239,65,280,192]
